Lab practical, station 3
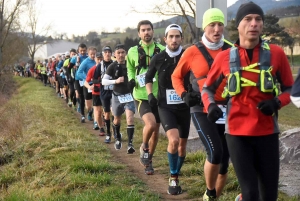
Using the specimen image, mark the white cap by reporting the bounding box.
[165,24,182,36]
[65,51,70,56]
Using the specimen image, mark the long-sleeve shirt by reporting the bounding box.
[76,57,96,82]
[127,41,165,100]
[202,41,294,136]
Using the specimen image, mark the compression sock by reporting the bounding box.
[176,155,186,174]
[168,152,179,175]
[127,125,134,144]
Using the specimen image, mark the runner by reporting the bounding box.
[102,44,135,153]
[172,8,232,200]
[40,62,47,86]
[127,20,165,175]
[84,52,106,136]
[77,46,97,124]
[99,46,114,137]
[201,2,294,201]
[146,24,189,195]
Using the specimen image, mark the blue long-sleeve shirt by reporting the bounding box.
[56,60,64,72]
[70,54,88,81]
[76,57,96,81]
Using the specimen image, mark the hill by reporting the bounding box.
[227,0,300,19]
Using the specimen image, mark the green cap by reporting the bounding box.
[202,8,224,29]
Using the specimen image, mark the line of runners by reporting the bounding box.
[31,2,298,201]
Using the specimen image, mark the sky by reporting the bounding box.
[34,0,238,38]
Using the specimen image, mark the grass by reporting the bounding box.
[0,76,299,200]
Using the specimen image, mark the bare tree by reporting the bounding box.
[0,0,28,69]
[24,1,52,62]
[131,0,200,42]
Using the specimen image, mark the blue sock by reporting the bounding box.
[177,156,186,174]
[167,152,178,175]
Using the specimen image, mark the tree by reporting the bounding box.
[131,0,200,43]
[0,0,29,69]
[25,1,52,62]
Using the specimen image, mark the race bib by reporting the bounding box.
[215,105,227,124]
[88,88,92,93]
[136,73,156,88]
[117,93,133,103]
[79,80,84,87]
[166,89,184,104]
[104,84,113,90]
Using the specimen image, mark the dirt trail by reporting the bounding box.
[72,110,197,201]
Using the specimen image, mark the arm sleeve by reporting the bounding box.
[126,48,136,81]
[171,49,193,97]
[202,53,226,111]
[274,48,294,107]
[77,60,86,81]
[85,67,93,82]
[102,74,115,85]
[145,55,157,84]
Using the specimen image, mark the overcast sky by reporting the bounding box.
[34,0,238,38]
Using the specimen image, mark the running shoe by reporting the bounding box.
[93,121,99,130]
[104,135,111,143]
[87,110,93,121]
[68,101,72,107]
[61,94,64,98]
[144,161,154,175]
[139,145,150,166]
[235,194,242,201]
[99,128,106,136]
[167,176,182,195]
[203,190,217,201]
[114,139,122,150]
[81,116,85,123]
[127,143,135,154]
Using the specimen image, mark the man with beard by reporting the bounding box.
[146,24,189,195]
[127,20,165,175]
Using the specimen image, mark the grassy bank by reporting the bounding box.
[0,77,298,200]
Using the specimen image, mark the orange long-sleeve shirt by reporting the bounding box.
[171,43,227,112]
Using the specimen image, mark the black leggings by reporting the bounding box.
[68,82,76,106]
[75,80,85,116]
[226,134,279,201]
[191,112,229,174]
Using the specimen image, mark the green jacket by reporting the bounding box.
[40,66,46,74]
[127,41,165,100]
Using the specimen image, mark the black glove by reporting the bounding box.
[257,98,281,116]
[128,79,136,91]
[181,91,201,107]
[148,93,158,107]
[207,103,223,123]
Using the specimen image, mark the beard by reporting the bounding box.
[143,35,153,43]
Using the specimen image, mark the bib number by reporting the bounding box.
[117,93,133,103]
[104,84,113,90]
[79,80,84,87]
[136,73,156,88]
[215,105,226,124]
[166,89,184,104]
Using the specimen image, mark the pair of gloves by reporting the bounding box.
[206,98,281,123]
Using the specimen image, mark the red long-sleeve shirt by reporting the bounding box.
[202,42,294,136]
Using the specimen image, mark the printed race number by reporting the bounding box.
[136,73,156,88]
[215,105,227,124]
[104,84,113,90]
[117,93,133,103]
[166,89,184,104]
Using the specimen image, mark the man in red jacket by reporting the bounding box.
[201,2,294,201]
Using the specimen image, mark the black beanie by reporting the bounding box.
[235,1,264,27]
